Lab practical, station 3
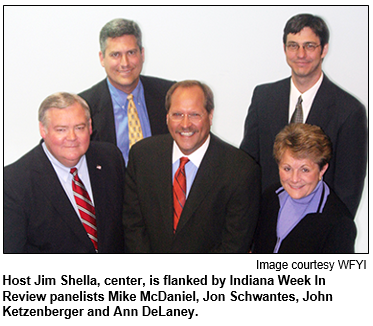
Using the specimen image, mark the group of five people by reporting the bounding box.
[4,13,367,254]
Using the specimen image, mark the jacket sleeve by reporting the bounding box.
[330,101,367,217]
[322,217,357,253]
[3,175,28,253]
[239,86,261,163]
[210,158,261,253]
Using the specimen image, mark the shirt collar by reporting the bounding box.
[107,77,143,103]
[291,73,324,106]
[42,142,86,182]
[277,180,329,213]
[172,134,211,168]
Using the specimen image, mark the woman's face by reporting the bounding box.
[278,149,328,199]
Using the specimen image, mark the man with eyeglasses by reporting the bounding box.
[123,80,261,253]
[240,13,367,217]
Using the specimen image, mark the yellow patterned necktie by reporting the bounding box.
[127,94,144,148]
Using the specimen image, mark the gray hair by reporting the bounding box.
[38,92,90,127]
[99,18,142,55]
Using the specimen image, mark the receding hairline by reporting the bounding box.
[165,80,215,114]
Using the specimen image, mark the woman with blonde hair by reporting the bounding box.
[253,123,356,253]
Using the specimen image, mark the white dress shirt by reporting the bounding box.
[289,73,324,123]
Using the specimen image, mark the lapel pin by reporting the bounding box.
[96,165,102,170]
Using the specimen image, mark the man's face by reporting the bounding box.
[99,34,145,94]
[284,27,328,84]
[167,86,213,156]
[39,103,92,167]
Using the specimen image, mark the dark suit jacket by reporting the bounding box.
[240,75,367,217]
[79,75,175,144]
[123,133,261,253]
[4,141,126,253]
[253,184,356,254]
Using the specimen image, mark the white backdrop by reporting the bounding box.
[3,5,368,252]
[1,6,370,326]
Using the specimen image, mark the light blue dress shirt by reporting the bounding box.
[107,78,152,165]
[172,135,211,198]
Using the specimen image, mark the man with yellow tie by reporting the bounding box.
[79,18,175,165]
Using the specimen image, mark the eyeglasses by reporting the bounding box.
[169,112,205,122]
[286,42,321,52]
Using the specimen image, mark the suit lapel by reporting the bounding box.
[92,80,117,144]
[306,75,335,129]
[154,136,174,233]
[269,76,335,134]
[140,75,167,135]
[269,78,290,140]
[85,145,107,239]
[175,134,220,234]
[32,145,93,250]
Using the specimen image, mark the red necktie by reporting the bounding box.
[70,168,98,251]
[173,157,189,233]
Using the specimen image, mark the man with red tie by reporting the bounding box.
[123,80,261,253]
[4,92,126,253]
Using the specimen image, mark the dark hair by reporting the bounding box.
[100,18,142,55]
[273,123,332,170]
[165,80,214,114]
[283,14,330,51]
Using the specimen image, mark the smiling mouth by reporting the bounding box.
[177,129,198,137]
[295,61,310,65]
[118,68,133,75]
[117,67,134,74]
[289,184,304,190]
[64,145,79,149]
[180,131,195,137]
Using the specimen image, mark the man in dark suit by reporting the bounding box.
[240,13,367,217]
[4,93,126,253]
[79,18,175,164]
[123,80,261,253]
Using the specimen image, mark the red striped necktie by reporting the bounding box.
[70,168,98,251]
[173,157,189,233]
